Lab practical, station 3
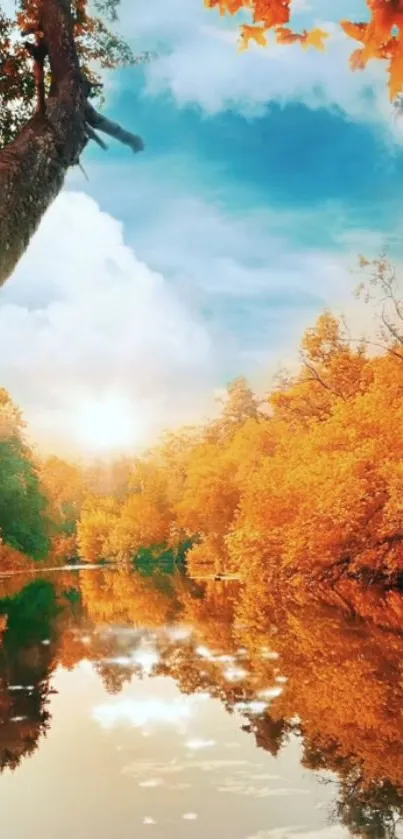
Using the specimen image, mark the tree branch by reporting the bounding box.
[0,0,87,287]
[381,307,403,347]
[24,40,49,114]
[85,101,144,153]
[301,357,347,402]
[40,0,82,93]
[0,0,146,286]
[84,123,108,150]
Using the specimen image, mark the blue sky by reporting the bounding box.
[1,0,403,455]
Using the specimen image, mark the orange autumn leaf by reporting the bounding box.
[240,23,268,49]
[275,26,302,45]
[204,0,244,13]
[276,27,329,51]
[389,46,403,100]
[302,28,329,52]
[349,47,367,72]
[253,0,291,28]
[206,0,403,101]
[340,20,368,44]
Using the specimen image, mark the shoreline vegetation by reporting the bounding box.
[2,257,403,607]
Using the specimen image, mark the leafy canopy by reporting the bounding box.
[0,0,146,146]
[206,0,403,101]
[0,388,50,560]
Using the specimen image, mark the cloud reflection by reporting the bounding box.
[185,739,216,750]
[92,697,194,730]
[247,827,349,839]
[218,780,311,799]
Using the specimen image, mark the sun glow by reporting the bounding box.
[71,392,138,453]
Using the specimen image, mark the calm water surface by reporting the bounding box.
[0,567,402,839]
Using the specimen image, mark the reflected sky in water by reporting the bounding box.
[0,568,402,839]
[0,652,341,839]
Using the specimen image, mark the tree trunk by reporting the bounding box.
[0,0,143,287]
[0,0,87,287]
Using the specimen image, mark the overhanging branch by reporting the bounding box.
[85,101,144,153]
[0,0,146,287]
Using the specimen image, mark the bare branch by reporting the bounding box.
[85,101,144,153]
[84,123,108,150]
[349,337,403,362]
[301,357,347,402]
[381,307,403,346]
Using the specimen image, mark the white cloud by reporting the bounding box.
[122,758,257,778]
[0,191,216,454]
[138,778,163,788]
[145,23,395,129]
[218,780,311,799]
[92,697,195,730]
[185,738,216,750]
[246,828,349,839]
[1,177,387,455]
[118,0,398,137]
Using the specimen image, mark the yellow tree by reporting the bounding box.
[40,456,86,563]
[77,496,119,563]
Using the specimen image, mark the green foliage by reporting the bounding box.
[0,579,58,641]
[0,432,50,561]
[134,540,192,575]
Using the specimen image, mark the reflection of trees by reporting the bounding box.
[79,567,179,628]
[0,580,59,771]
[3,566,403,839]
[153,578,403,839]
[232,585,403,839]
[241,714,290,758]
[177,579,240,653]
[334,779,403,839]
[94,661,133,695]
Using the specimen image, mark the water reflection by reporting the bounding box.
[0,568,401,838]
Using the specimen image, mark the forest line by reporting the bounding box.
[2,256,403,591]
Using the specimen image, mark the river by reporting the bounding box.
[0,566,401,839]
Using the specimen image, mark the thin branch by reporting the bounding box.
[84,123,108,150]
[301,358,347,402]
[24,40,48,114]
[349,336,403,362]
[381,307,403,346]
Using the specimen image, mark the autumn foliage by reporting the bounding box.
[4,256,403,594]
[206,0,403,100]
[61,258,403,591]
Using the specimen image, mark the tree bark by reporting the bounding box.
[0,0,86,286]
[0,0,143,287]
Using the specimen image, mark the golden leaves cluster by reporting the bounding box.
[73,258,403,589]
[206,0,403,99]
